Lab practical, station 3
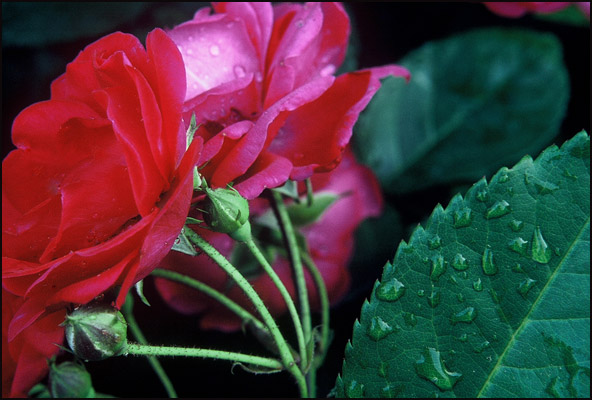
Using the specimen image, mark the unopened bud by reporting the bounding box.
[63,303,127,361]
[203,187,252,241]
[49,361,94,398]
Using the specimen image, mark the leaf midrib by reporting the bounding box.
[475,215,591,397]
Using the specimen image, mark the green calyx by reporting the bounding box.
[49,360,95,398]
[63,303,128,361]
[203,187,252,242]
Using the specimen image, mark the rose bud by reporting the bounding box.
[203,187,252,242]
[49,361,94,398]
[63,303,127,361]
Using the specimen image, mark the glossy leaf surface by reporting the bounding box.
[336,131,590,397]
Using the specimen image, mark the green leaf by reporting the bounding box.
[336,131,590,397]
[535,5,591,27]
[286,193,339,227]
[171,227,198,256]
[134,280,151,307]
[354,28,569,194]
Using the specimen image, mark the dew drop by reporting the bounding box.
[474,340,490,353]
[457,333,468,342]
[486,200,511,219]
[255,72,263,82]
[414,347,462,391]
[345,380,365,398]
[517,278,536,298]
[562,169,578,181]
[428,235,442,249]
[186,48,194,55]
[320,64,336,77]
[403,312,418,327]
[452,254,468,271]
[554,247,561,256]
[533,178,559,195]
[430,255,447,281]
[481,246,497,275]
[380,384,403,398]
[451,307,477,324]
[473,278,483,292]
[378,362,389,378]
[296,19,304,28]
[508,219,524,232]
[233,65,246,78]
[376,277,406,302]
[476,189,489,202]
[427,290,441,308]
[508,237,528,256]
[417,289,426,297]
[448,275,458,285]
[457,293,465,303]
[367,316,396,341]
[453,208,473,228]
[498,168,510,183]
[512,263,525,273]
[531,226,552,264]
[209,44,220,56]
[545,376,562,398]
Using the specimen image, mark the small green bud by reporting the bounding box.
[49,361,94,398]
[63,303,127,361]
[203,187,252,241]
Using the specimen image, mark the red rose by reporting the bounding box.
[2,29,201,397]
[167,2,409,199]
[155,147,383,331]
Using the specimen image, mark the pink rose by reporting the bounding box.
[167,2,409,199]
[155,147,383,331]
[2,29,201,397]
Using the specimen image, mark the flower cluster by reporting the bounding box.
[2,2,408,397]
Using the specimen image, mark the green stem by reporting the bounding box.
[183,228,308,397]
[122,294,177,398]
[301,251,331,398]
[300,251,330,365]
[244,238,308,370]
[150,268,267,334]
[305,178,314,207]
[125,344,283,370]
[271,191,312,351]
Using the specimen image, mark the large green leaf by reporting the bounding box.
[335,131,590,397]
[354,28,569,194]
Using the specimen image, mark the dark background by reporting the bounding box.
[2,2,589,397]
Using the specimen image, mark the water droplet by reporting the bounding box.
[512,263,525,273]
[481,246,497,275]
[453,208,473,228]
[427,290,441,308]
[417,289,426,297]
[186,48,194,55]
[476,189,489,202]
[489,289,500,304]
[486,200,511,219]
[428,235,442,249]
[517,278,536,298]
[414,347,462,391]
[233,65,246,78]
[378,362,389,378]
[473,278,483,292]
[320,64,336,77]
[498,168,510,183]
[345,380,365,398]
[451,307,477,324]
[367,316,396,341]
[296,19,304,28]
[380,384,403,398]
[403,312,418,327]
[562,169,578,181]
[209,44,220,56]
[474,340,490,353]
[508,219,524,232]
[531,226,552,264]
[554,247,561,256]
[376,277,406,302]
[460,271,468,279]
[448,275,458,285]
[452,254,468,271]
[430,255,447,281]
[457,333,468,342]
[529,175,559,195]
[508,237,528,256]
[545,376,562,398]
[254,72,263,82]
[457,293,465,302]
